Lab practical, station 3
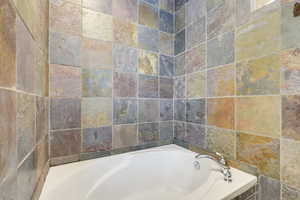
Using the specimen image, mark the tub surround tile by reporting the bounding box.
[49,31,81,67]
[81,38,113,69]
[236,0,251,27]
[113,125,138,149]
[36,136,49,180]
[281,139,300,190]
[175,29,185,55]
[112,0,138,22]
[82,68,112,97]
[174,76,186,98]
[49,0,81,35]
[160,55,174,77]
[0,0,16,88]
[160,0,174,13]
[237,133,280,179]
[113,18,137,47]
[82,0,112,14]
[113,99,137,124]
[185,123,207,148]
[138,26,159,52]
[282,95,300,142]
[50,64,81,98]
[139,75,159,98]
[186,99,206,124]
[138,123,159,144]
[50,129,81,158]
[0,174,17,200]
[138,50,158,75]
[186,17,206,50]
[159,32,174,55]
[82,126,112,152]
[175,53,185,75]
[281,48,300,94]
[113,72,137,97]
[207,65,235,97]
[139,1,159,29]
[160,10,174,33]
[258,175,281,200]
[143,0,159,7]
[0,90,16,183]
[160,77,174,98]
[36,97,49,142]
[174,121,186,140]
[17,93,36,163]
[174,100,186,121]
[282,184,300,200]
[113,45,138,73]
[186,0,205,25]
[139,100,160,123]
[236,96,280,137]
[175,6,185,32]
[160,100,173,121]
[187,71,206,98]
[82,8,113,41]
[237,54,280,95]
[175,0,186,11]
[185,44,206,73]
[160,121,174,141]
[50,98,81,130]
[82,98,112,128]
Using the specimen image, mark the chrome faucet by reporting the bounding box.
[194,152,232,183]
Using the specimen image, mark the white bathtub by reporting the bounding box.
[39,145,257,200]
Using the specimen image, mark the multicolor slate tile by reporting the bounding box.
[175,29,185,55]
[138,26,159,52]
[113,99,137,124]
[50,0,81,35]
[160,100,173,121]
[82,98,112,128]
[112,0,138,22]
[36,96,49,142]
[258,176,281,200]
[82,0,112,14]
[186,99,206,124]
[282,184,300,200]
[207,31,235,68]
[50,98,81,130]
[282,95,300,142]
[174,121,186,140]
[113,72,137,97]
[50,64,81,98]
[175,0,186,11]
[236,0,251,27]
[281,48,300,94]
[113,18,137,47]
[82,126,112,152]
[175,5,185,32]
[0,0,16,88]
[187,71,206,98]
[50,129,81,158]
[236,96,280,138]
[0,173,17,200]
[138,122,159,144]
[207,98,235,130]
[159,32,174,55]
[175,53,185,75]
[143,0,159,7]
[207,0,235,39]
[113,124,138,149]
[237,54,280,95]
[160,77,173,98]
[186,17,206,50]
[186,0,206,25]
[185,44,206,73]
[207,64,235,97]
[185,123,207,148]
[138,50,158,75]
[82,68,112,97]
[139,1,159,29]
[139,75,159,98]
[281,139,300,190]
[17,93,35,163]
[82,8,113,41]
[81,38,113,69]
[160,55,174,77]
[174,76,186,98]
[139,100,160,122]
[160,10,174,33]
[174,100,186,121]
[160,0,174,13]
[49,31,81,67]
[160,121,174,140]
[237,132,280,179]
[113,44,138,73]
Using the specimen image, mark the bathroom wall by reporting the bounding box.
[0,0,49,199]
[49,0,175,165]
[174,0,300,199]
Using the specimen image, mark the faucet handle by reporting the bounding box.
[216,152,227,166]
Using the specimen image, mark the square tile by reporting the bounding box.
[160,77,173,98]
[185,123,206,147]
[139,50,158,75]
[207,98,235,130]
[186,0,206,25]
[175,5,185,32]
[138,26,159,52]
[160,10,174,33]
[139,75,159,98]
[160,121,173,140]
[138,122,159,144]
[159,32,174,55]
[139,100,160,122]
[236,96,280,137]
[113,99,137,124]
[160,0,174,13]
[187,71,206,98]
[282,184,300,200]
[139,1,159,29]
[113,18,137,47]
[175,0,186,11]
[160,100,173,121]
[113,72,137,97]
[174,121,185,140]
[82,126,112,152]
[50,98,81,130]
[174,100,186,121]
[82,98,112,128]
[174,76,186,98]
[113,124,138,149]
[35,96,49,142]
[186,99,206,124]
[113,45,138,73]
[50,64,81,98]
[175,53,185,75]
[259,176,281,200]
[175,29,185,55]
[237,54,280,95]
[185,44,206,73]
[82,68,112,97]
[237,133,280,179]
[82,8,113,41]
[160,55,174,77]
[186,17,206,50]
[82,0,112,14]
[112,0,138,22]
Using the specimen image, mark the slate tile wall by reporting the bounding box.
[173,0,300,199]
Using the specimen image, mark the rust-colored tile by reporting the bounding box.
[207,98,235,130]
[237,133,280,179]
[236,96,280,137]
[113,18,137,47]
